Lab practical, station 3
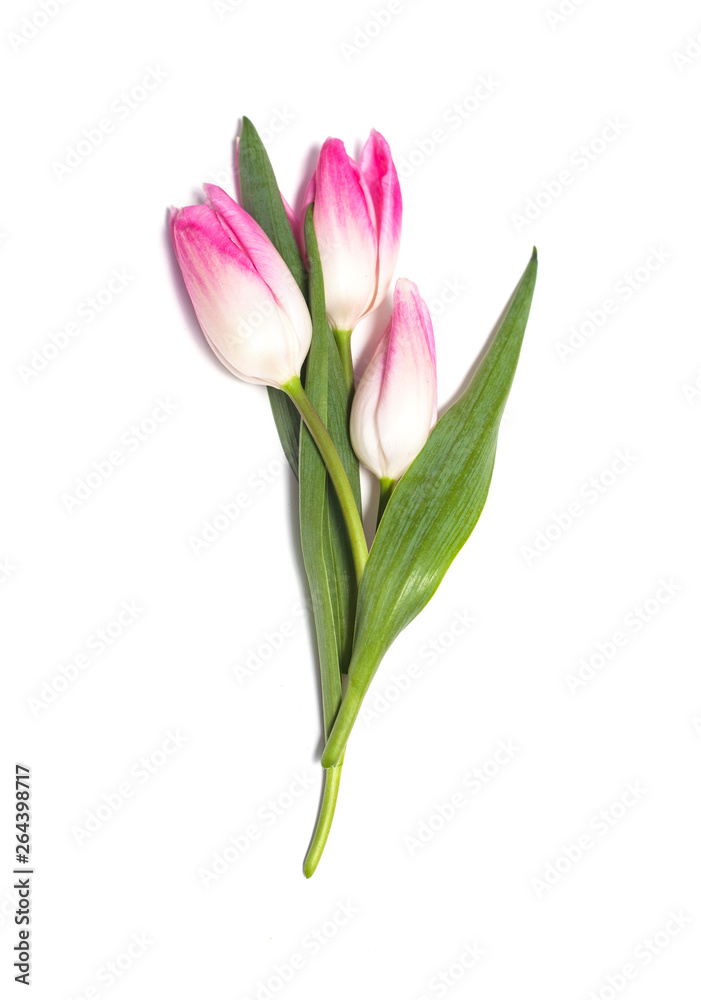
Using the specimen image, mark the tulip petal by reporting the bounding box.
[171,203,302,387]
[313,138,378,330]
[360,129,402,308]
[376,282,436,479]
[349,320,392,479]
[203,184,311,370]
[281,192,300,246]
[351,278,436,480]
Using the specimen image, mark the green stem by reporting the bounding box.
[284,370,365,872]
[283,375,367,583]
[332,328,354,395]
[321,674,367,768]
[376,477,396,530]
[303,759,343,878]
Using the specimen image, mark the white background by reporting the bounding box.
[2,0,700,997]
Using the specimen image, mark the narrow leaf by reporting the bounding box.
[323,249,538,765]
[299,207,362,731]
[265,387,302,477]
[238,116,305,477]
[238,117,305,290]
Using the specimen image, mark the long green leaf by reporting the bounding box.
[265,388,302,478]
[322,249,538,766]
[299,208,361,714]
[299,211,362,876]
[237,116,305,477]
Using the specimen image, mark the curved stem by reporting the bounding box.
[332,328,354,395]
[376,477,396,530]
[321,676,367,768]
[303,759,343,877]
[283,375,367,583]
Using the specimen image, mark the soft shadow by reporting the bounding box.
[362,474,380,541]
[293,144,321,221]
[231,118,242,198]
[353,295,393,376]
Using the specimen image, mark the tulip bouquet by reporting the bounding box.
[170,118,537,876]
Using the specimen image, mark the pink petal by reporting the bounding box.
[281,192,299,241]
[170,203,300,386]
[349,319,391,477]
[360,129,402,308]
[203,184,310,350]
[312,138,378,330]
[375,279,437,477]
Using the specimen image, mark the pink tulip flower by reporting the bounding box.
[170,184,312,389]
[350,278,437,483]
[303,129,402,333]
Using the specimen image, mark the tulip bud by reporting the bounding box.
[350,278,437,482]
[303,129,402,333]
[170,184,312,388]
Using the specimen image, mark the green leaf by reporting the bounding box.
[299,208,362,728]
[238,118,305,291]
[322,249,538,766]
[265,387,302,478]
[238,116,305,477]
